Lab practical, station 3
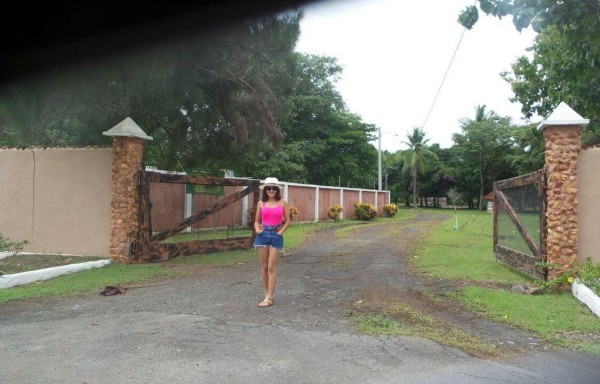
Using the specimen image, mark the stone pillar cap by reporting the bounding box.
[537,102,589,131]
[102,117,153,140]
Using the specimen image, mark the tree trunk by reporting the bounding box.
[412,172,417,207]
[478,154,485,210]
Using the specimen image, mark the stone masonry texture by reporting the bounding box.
[543,126,581,279]
[108,137,145,263]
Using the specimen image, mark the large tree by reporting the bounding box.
[458,0,599,33]
[418,144,457,207]
[506,123,545,175]
[459,0,600,147]
[0,13,302,174]
[501,26,600,146]
[452,105,515,210]
[274,53,378,187]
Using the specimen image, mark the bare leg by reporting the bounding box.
[258,246,280,306]
[258,246,270,294]
[266,247,281,298]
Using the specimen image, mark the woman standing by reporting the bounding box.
[254,177,291,307]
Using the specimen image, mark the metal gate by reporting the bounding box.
[493,169,547,280]
[134,171,260,262]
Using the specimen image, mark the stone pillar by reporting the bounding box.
[538,102,589,279]
[102,117,153,263]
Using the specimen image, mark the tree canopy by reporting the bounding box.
[0,11,377,187]
[452,105,515,210]
[1,6,559,206]
[459,0,600,147]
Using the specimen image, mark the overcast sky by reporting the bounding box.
[294,0,539,152]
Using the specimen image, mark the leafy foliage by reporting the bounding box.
[327,204,343,221]
[452,105,516,210]
[502,27,600,147]
[353,202,377,221]
[458,0,600,33]
[402,127,438,207]
[0,13,379,186]
[0,14,301,173]
[0,233,28,253]
[459,0,600,148]
[382,203,398,218]
[537,259,600,295]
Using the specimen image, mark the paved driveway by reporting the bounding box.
[1,213,599,383]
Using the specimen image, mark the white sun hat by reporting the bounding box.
[259,177,284,189]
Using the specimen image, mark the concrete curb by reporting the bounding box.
[0,260,112,289]
[572,279,600,318]
[0,251,15,260]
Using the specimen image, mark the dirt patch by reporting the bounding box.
[291,212,554,357]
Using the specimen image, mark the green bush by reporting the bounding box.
[536,258,600,295]
[354,202,377,221]
[0,233,28,253]
[578,259,600,295]
[382,203,398,218]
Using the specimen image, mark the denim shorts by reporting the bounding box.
[254,225,284,249]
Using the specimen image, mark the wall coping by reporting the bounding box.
[103,117,153,140]
[537,102,589,131]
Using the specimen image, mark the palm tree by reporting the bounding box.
[463,104,499,210]
[402,127,438,207]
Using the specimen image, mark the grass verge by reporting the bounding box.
[412,209,533,283]
[412,209,600,355]
[0,264,179,304]
[353,302,503,358]
[453,286,600,355]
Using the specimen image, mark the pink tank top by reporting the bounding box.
[261,202,284,226]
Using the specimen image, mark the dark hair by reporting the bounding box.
[261,187,281,202]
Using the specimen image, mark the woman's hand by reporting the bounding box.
[255,224,264,234]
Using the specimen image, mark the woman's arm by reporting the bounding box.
[254,201,263,233]
[278,200,291,235]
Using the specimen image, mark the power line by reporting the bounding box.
[421,25,468,130]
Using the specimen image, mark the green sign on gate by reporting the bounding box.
[186,184,224,196]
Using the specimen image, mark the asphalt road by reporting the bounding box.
[1,214,599,383]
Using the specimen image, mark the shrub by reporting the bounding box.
[289,206,300,219]
[327,204,343,221]
[536,258,600,295]
[382,203,398,218]
[0,233,28,254]
[354,202,377,221]
[579,258,600,296]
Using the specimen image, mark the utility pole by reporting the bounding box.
[378,127,382,191]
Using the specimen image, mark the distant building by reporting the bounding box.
[483,191,494,212]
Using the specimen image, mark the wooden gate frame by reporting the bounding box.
[493,169,547,280]
[134,170,260,262]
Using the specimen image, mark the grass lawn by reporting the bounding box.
[0,264,180,304]
[413,209,533,283]
[413,208,600,355]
